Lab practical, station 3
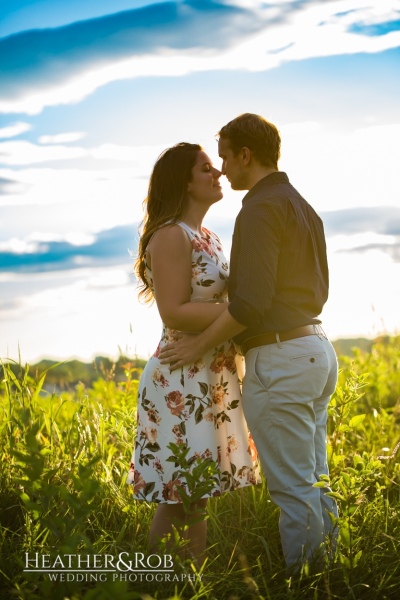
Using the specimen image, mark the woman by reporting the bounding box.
[127,142,260,563]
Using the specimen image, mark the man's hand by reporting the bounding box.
[158,309,246,371]
[158,332,204,371]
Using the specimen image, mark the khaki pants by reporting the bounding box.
[242,334,338,568]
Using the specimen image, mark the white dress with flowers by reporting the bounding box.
[127,222,260,503]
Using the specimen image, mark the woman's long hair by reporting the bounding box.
[135,142,201,302]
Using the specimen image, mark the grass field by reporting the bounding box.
[1,337,399,599]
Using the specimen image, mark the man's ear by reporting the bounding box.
[241,146,251,165]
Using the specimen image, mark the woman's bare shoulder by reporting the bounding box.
[146,224,192,266]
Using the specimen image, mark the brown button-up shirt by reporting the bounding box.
[228,172,329,345]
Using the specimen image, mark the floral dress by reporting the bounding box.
[127,222,260,502]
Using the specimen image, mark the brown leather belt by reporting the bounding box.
[240,324,324,355]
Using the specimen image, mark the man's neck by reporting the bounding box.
[247,166,277,190]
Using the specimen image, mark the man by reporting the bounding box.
[159,113,338,570]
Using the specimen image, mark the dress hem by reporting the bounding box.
[129,478,261,504]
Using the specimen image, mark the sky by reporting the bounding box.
[1,0,400,363]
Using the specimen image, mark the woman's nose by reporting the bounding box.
[212,167,222,178]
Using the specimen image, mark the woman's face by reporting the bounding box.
[187,151,223,206]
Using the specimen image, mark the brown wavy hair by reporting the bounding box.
[135,142,202,302]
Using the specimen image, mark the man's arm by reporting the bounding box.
[228,198,286,327]
[158,198,286,368]
[158,307,246,370]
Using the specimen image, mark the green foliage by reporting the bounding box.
[0,356,147,391]
[1,337,400,599]
[166,442,219,518]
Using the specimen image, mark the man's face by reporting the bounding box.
[218,137,248,191]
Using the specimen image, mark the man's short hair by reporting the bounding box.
[218,113,281,168]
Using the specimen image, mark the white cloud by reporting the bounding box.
[0,266,159,362]
[38,132,87,144]
[279,122,400,212]
[90,142,159,161]
[1,0,399,115]
[327,232,397,253]
[0,237,42,255]
[86,270,130,289]
[0,166,147,236]
[0,231,96,253]
[64,232,96,246]
[0,140,87,165]
[323,248,400,340]
[0,121,32,138]
[0,139,166,168]
[280,121,320,136]
[1,123,399,227]
[2,249,400,363]
[223,1,400,71]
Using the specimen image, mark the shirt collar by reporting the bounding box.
[242,171,289,205]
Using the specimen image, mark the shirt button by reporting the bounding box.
[310,357,315,363]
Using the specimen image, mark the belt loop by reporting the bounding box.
[275,332,283,349]
[319,324,328,339]
[313,324,322,339]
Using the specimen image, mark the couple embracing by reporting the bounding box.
[127,113,338,573]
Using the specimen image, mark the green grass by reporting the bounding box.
[1,339,399,600]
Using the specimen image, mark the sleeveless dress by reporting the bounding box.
[127,222,260,503]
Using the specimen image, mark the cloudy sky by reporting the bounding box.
[1,0,400,363]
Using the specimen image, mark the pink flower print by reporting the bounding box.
[210,352,225,374]
[152,367,169,388]
[154,457,164,474]
[133,470,146,493]
[246,469,257,485]
[147,407,161,425]
[226,434,239,456]
[248,433,258,462]
[172,423,184,440]
[237,465,257,485]
[210,382,226,407]
[201,448,213,460]
[200,237,215,257]
[144,427,158,444]
[191,265,202,280]
[165,390,185,416]
[165,329,179,344]
[224,344,238,374]
[162,479,183,502]
[188,359,205,378]
[191,237,203,252]
[203,411,214,423]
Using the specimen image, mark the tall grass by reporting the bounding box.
[1,339,399,600]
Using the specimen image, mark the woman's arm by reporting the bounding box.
[146,224,228,332]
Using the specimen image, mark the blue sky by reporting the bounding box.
[1,0,400,362]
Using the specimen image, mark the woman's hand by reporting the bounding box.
[158,332,204,371]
